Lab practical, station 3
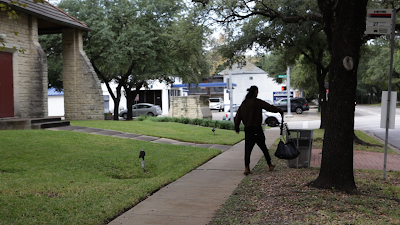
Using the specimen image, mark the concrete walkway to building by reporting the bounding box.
[311,149,400,171]
[48,123,400,225]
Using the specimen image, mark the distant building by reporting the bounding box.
[185,75,224,99]
[102,78,186,116]
[219,61,296,111]
[47,78,187,117]
[47,88,64,117]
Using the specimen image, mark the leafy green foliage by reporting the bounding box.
[195,0,328,103]
[256,52,288,84]
[148,116,243,131]
[54,0,211,119]
[39,34,63,90]
[365,42,400,91]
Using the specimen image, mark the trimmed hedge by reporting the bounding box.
[144,116,244,131]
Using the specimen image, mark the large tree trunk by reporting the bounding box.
[316,65,328,129]
[124,81,145,120]
[113,85,123,120]
[309,0,367,194]
[125,86,134,120]
[91,62,123,121]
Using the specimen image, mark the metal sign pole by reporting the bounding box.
[229,60,233,121]
[383,9,396,180]
[286,66,292,117]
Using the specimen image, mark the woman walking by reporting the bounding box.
[234,85,284,175]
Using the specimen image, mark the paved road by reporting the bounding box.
[212,105,400,151]
[354,105,400,152]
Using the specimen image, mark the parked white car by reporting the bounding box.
[209,97,224,112]
[225,106,282,127]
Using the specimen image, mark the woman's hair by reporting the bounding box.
[244,85,258,101]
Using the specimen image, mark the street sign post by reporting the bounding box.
[278,74,287,78]
[366,8,397,179]
[286,67,292,117]
[366,9,393,35]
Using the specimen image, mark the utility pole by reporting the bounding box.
[229,60,234,122]
[286,66,293,118]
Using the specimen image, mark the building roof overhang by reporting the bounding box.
[172,82,237,88]
[1,0,91,34]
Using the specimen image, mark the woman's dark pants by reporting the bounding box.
[244,127,272,167]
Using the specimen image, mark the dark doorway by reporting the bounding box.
[0,52,14,118]
[132,90,162,109]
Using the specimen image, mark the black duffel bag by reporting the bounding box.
[274,121,300,160]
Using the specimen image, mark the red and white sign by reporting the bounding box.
[366,9,393,35]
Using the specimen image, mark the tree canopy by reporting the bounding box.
[50,0,211,119]
[194,0,330,126]
[193,0,373,193]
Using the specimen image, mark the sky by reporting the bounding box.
[48,0,60,5]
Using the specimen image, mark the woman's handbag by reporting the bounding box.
[274,121,300,160]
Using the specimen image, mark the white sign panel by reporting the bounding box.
[366,26,392,35]
[366,9,393,35]
[380,91,397,129]
[366,21,391,27]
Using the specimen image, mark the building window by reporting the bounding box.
[170,90,181,96]
[249,77,253,80]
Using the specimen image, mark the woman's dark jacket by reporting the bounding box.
[234,98,282,132]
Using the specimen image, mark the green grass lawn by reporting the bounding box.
[0,130,221,225]
[71,120,245,145]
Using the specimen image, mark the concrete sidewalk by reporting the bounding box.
[106,128,280,225]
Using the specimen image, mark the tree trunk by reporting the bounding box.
[317,65,328,129]
[113,85,123,120]
[90,61,124,121]
[124,81,145,120]
[309,0,367,194]
[125,86,134,120]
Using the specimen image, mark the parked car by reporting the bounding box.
[119,103,162,119]
[209,97,224,112]
[273,98,309,114]
[225,105,282,127]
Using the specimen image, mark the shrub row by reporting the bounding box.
[137,115,245,131]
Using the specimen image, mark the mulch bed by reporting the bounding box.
[209,153,400,224]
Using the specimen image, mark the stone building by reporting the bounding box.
[0,0,103,120]
[169,95,212,119]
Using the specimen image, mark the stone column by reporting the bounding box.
[62,28,103,120]
[28,15,48,118]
